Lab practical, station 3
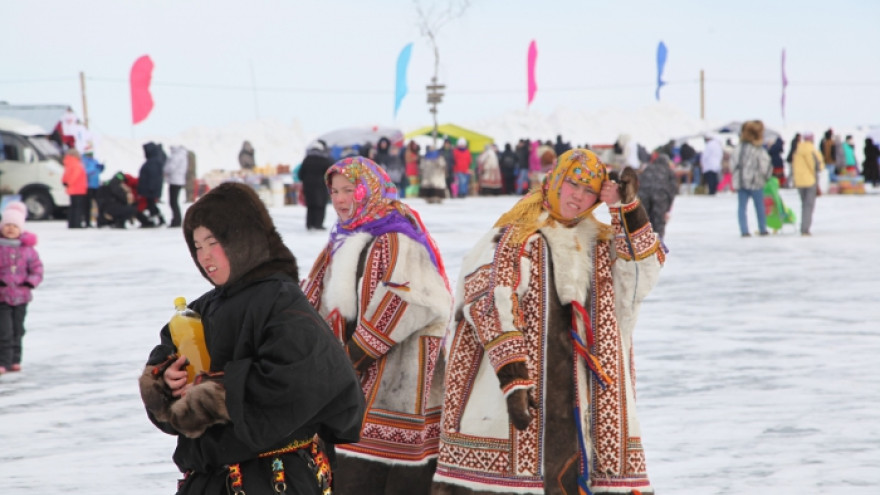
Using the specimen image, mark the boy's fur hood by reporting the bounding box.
[183,183,298,286]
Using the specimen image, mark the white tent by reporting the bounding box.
[674,120,783,147]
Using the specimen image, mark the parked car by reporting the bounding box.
[0,117,68,219]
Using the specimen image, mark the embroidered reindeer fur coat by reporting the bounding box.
[433,204,663,494]
[303,231,452,465]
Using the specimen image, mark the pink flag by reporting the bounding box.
[527,40,538,107]
[780,49,788,120]
[130,55,154,125]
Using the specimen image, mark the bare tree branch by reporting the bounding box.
[414,0,472,81]
[413,0,472,144]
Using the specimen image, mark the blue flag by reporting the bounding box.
[655,41,667,101]
[394,43,414,118]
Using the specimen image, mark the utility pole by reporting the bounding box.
[249,60,260,120]
[426,78,445,147]
[700,69,705,121]
[80,71,89,128]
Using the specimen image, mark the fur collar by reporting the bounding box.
[536,212,600,306]
[322,232,374,320]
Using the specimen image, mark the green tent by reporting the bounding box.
[405,123,494,154]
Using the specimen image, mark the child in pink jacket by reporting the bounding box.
[0,201,43,374]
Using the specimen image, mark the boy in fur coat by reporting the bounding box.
[432,149,665,495]
[302,157,453,494]
[139,183,365,495]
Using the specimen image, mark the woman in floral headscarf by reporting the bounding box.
[432,149,665,495]
[302,157,452,494]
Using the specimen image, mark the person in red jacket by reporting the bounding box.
[404,140,421,197]
[452,138,472,198]
[62,149,88,228]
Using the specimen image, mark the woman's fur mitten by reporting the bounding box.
[168,380,231,438]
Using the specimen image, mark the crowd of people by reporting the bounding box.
[288,123,880,244]
[657,127,879,195]
[137,148,666,495]
[320,133,587,202]
[618,123,880,239]
[54,134,194,230]
[40,109,195,230]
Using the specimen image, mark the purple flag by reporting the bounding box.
[781,49,788,119]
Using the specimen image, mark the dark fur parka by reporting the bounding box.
[139,183,365,494]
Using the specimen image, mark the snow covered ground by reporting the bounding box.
[1,187,878,494]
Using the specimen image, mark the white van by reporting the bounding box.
[0,117,69,219]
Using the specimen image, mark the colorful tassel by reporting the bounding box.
[570,301,612,388]
[382,281,411,291]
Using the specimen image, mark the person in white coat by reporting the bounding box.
[163,145,188,227]
[701,134,724,195]
[476,144,502,195]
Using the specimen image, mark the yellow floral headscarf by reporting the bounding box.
[494,148,611,243]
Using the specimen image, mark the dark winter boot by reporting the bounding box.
[136,212,155,228]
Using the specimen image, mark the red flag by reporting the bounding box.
[130,55,154,125]
[527,40,538,107]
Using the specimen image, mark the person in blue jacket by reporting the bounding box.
[81,145,104,227]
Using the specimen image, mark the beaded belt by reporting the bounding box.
[226,436,332,495]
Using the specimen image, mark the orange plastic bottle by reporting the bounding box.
[168,297,211,383]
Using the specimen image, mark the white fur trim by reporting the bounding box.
[537,218,599,305]
[492,285,517,333]
[454,229,501,313]
[517,249,532,298]
[458,356,510,439]
[356,234,452,344]
[321,232,373,320]
[336,448,438,466]
[502,383,535,399]
[432,472,544,494]
[385,235,451,317]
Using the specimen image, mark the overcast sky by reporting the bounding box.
[2,0,878,138]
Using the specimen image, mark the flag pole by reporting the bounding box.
[249,60,260,120]
[700,69,705,120]
[80,71,89,128]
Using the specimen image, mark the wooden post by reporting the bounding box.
[699,69,705,120]
[80,71,89,128]
[249,60,260,120]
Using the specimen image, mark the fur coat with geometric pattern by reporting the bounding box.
[302,231,452,467]
[433,200,664,495]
